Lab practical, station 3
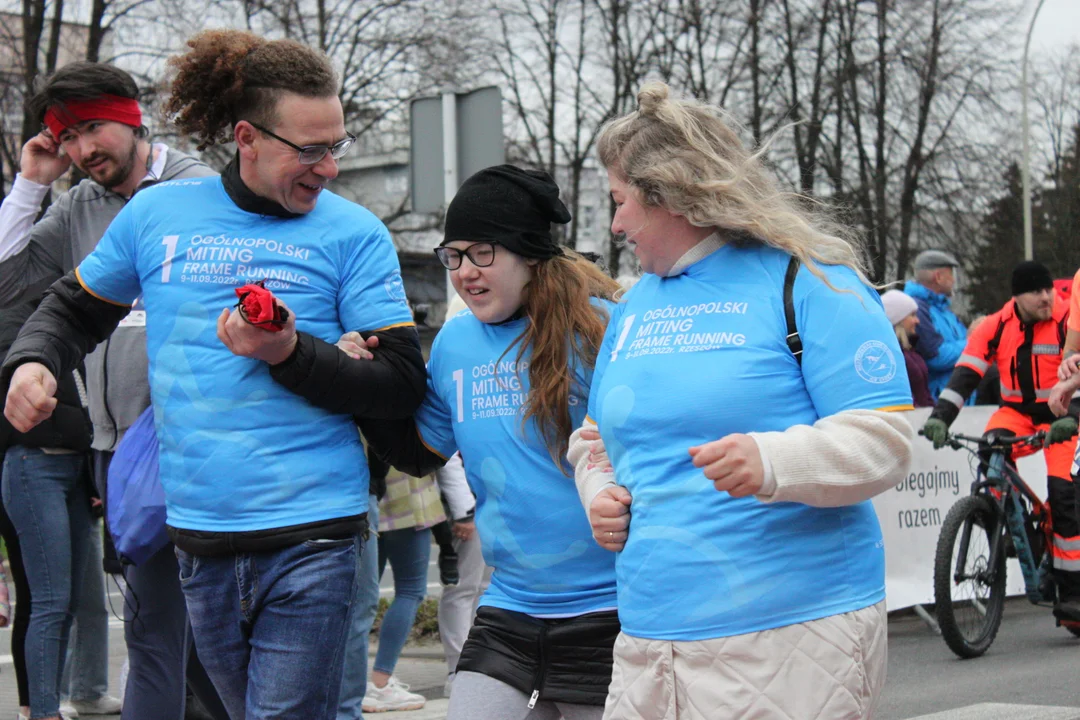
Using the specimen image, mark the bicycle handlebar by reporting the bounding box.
[935,430,1047,451]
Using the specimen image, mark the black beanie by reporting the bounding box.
[1011,260,1054,296]
[442,165,571,260]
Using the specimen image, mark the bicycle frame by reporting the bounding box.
[953,433,1054,605]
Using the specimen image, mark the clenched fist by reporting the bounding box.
[689,434,764,498]
[4,362,58,432]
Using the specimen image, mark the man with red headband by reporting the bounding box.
[0,62,223,720]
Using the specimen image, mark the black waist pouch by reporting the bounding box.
[456,605,620,706]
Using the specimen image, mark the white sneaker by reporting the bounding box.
[59,701,79,718]
[361,677,426,713]
[70,695,123,714]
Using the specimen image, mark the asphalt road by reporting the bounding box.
[879,597,1080,718]
[3,549,1079,719]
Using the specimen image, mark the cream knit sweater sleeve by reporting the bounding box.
[568,418,616,511]
[570,409,912,511]
[748,409,914,507]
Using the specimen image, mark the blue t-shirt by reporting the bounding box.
[588,244,912,641]
[415,307,619,616]
[76,177,413,532]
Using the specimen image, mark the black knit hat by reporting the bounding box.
[442,165,571,260]
[1011,260,1054,296]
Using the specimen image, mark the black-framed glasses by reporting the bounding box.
[434,242,498,270]
[249,122,356,165]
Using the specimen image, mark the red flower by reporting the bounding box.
[234,280,288,331]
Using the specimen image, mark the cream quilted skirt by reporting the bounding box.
[603,601,887,720]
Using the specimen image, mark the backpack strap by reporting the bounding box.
[784,255,803,366]
[985,316,1007,360]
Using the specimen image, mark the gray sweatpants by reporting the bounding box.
[447,671,604,720]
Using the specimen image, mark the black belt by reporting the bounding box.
[168,513,368,556]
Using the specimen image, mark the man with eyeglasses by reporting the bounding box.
[0,61,228,720]
[2,31,426,720]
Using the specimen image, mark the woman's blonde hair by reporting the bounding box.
[894,324,911,350]
[596,82,870,287]
[508,250,622,468]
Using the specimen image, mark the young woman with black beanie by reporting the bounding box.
[357,164,622,720]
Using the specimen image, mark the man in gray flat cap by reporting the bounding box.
[904,250,967,401]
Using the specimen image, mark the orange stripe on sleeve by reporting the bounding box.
[74,268,132,308]
[417,428,448,462]
[371,321,416,332]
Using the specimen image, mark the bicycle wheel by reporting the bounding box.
[934,494,1007,658]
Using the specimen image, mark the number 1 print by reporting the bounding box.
[161,235,179,283]
[453,369,464,423]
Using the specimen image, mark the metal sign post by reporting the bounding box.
[410,86,504,307]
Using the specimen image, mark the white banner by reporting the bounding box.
[874,407,1049,610]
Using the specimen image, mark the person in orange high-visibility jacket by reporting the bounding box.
[922,261,1080,623]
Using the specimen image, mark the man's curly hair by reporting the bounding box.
[164,30,338,150]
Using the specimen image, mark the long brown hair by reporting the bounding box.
[507,250,622,469]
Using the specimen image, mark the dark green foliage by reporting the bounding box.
[969,162,1026,316]
[972,126,1080,315]
[371,596,441,642]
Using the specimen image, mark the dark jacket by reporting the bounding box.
[903,346,933,408]
[0,148,215,450]
[0,299,91,453]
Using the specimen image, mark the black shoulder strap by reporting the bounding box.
[784,255,802,366]
[986,316,1006,359]
[1059,315,1068,347]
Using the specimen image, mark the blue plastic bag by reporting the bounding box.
[107,406,168,565]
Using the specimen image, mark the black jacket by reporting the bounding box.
[0,271,426,553]
[0,298,91,453]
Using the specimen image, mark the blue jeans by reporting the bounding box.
[62,518,110,703]
[177,536,361,720]
[2,447,91,719]
[337,496,381,719]
[373,527,431,677]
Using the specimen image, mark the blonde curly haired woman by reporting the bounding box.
[569,82,915,719]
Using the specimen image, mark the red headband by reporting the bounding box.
[43,94,142,138]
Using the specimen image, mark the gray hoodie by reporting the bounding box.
[0,148,215,450]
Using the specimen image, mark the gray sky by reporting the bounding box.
[1030,0,1080,55]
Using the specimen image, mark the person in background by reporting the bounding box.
[905,250,967,400]
[361,468,445,714]
[1060,267,1080,360]
[882,289,933,408]
[0,59,220,720]
[336,447,388,720]
[924,260,1080,623]
[434,451,490,699]
[0,298,97,720]
[574,81,913,719]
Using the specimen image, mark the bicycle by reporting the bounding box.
[930,429,1080,658]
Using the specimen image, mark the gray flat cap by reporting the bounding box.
[914,249,959,270]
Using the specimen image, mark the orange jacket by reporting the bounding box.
[932,299,1068,426]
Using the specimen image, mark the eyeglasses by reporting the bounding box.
[249,122,356,165]
[434,242,497,270]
